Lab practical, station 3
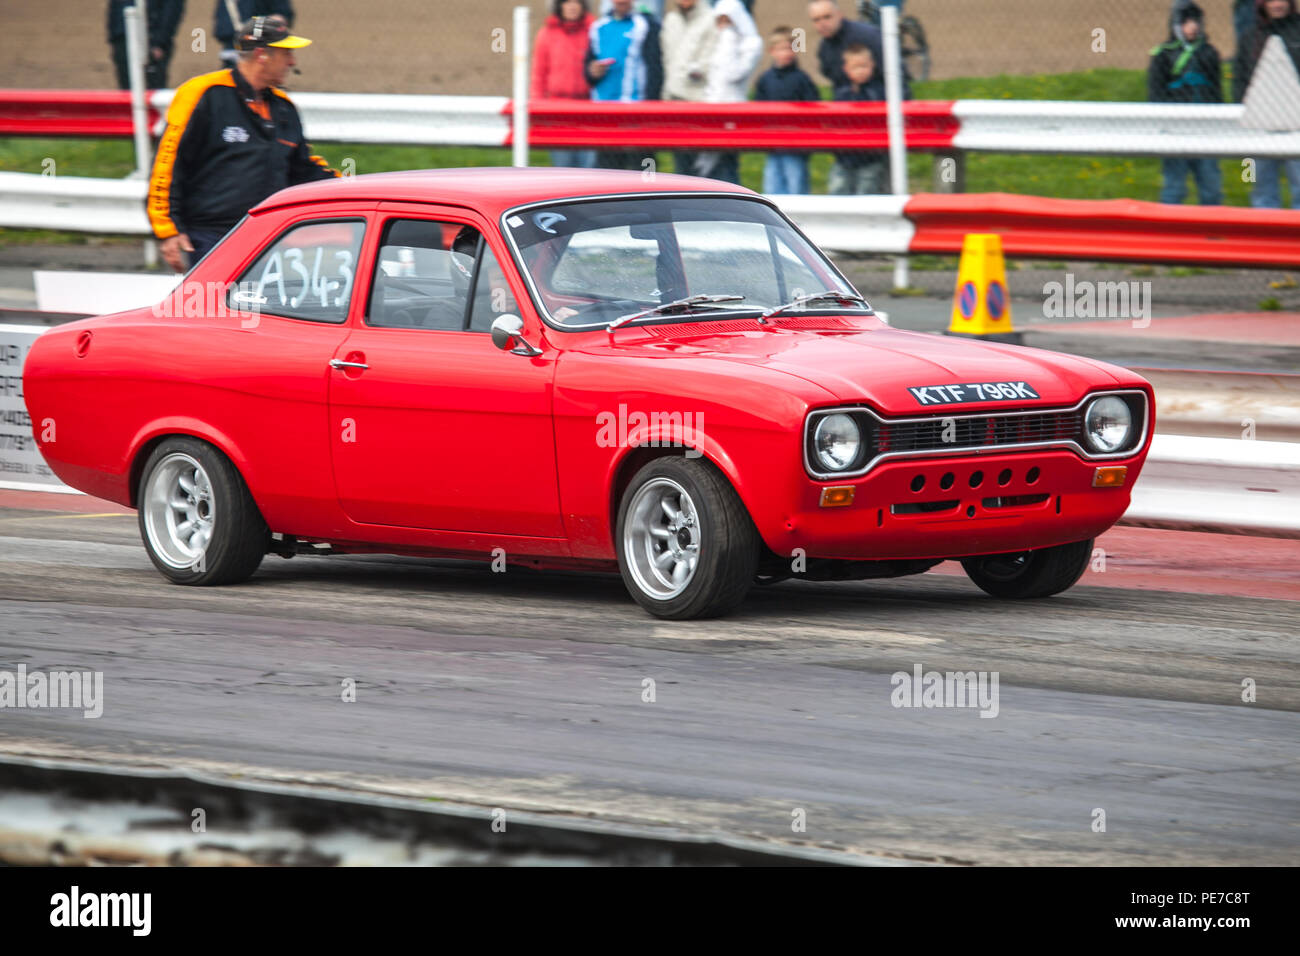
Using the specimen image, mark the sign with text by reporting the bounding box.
[0,324,72,492]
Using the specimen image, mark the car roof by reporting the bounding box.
[251,167,756,219]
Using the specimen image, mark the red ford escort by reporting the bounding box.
[23,169,1152,618]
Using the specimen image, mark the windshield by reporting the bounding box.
[502,196,871,329]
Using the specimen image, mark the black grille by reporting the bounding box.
[875,411,1083,455]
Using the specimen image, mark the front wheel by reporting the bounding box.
[960,539,1093,599]
[137,436,269,585]
[616,457,759,619]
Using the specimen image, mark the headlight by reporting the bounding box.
[813,414,862,471]
[1084,396,1133,453]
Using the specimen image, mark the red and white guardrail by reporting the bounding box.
[4,90,1300,158]
[4,170,1299,268]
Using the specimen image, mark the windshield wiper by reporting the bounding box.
[759,290,869,323]
[607,294,746,331]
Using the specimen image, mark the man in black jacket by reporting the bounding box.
[147,15,337,271]
[106,0,186,90]
[1149,1,1223,205]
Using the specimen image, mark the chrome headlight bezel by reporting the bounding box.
[811,413,865,474]
[1083,395,1135,454]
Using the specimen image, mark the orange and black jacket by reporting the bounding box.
[148,68,336,239]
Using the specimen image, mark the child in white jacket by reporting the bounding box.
[695,0,762,183]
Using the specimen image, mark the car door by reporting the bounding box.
[206,212,368,536]
[328,204,564,537]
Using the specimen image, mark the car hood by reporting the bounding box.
[606,323,1135,414]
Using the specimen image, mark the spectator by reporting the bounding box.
[533,0,597,169]
[107,0,186,90]
[808,0,884,90]
[586,0,663,170]
[753,26,821,193]
[1234,0,1258,55]
[1149,1,1223,205]
[215,0,295,68]
[697,0,762,184]
[856,0,907,25]
[662,0,716,178]
[148,16,336,271]
[1234,0,1300,207]
[600,0,664,15]
[829,43,888,195]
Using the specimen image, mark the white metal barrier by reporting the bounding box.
[1124,434,1300,537]
[0,171,148,234]
[772,194,913,255]
[952,101,1300,158]
[0,172,924,252]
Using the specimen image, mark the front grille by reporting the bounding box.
[875,411,1082,454]
[803,390,1148,480]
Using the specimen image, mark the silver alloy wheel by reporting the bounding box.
[623,477,701,600]
[142,452,215,570]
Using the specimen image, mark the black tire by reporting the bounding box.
[615,457,759,619]
[136,436,269,585]
[960,538,1093,599]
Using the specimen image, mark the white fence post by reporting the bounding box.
[123,5,156,267]
[512,6,530,168]
[880,2,909,292]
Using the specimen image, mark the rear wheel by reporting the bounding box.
[960,539,1093,599]
[137,437,268,585]
[616,457,759,619]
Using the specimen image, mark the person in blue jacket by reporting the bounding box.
[586,0,663,170]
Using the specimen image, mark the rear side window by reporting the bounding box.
[237,219,364,323]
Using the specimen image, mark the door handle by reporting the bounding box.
[329,359,369,370]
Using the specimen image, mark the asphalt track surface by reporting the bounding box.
[1,494,1297,866]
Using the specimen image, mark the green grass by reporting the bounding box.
[0,66,1274,244]
[912,68,1151,102]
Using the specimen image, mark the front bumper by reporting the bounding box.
[771,447,1146,561]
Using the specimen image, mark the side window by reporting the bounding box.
[236,220,363,323]
[468,244,520,332]
[367,219,477,330]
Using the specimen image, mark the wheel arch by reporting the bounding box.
[606,439,748,554]
[126,421,255,508]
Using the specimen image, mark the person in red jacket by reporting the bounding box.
[532,0,597,168]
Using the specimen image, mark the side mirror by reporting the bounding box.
[490,314,541,356]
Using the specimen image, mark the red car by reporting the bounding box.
[23,169,1153,619]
